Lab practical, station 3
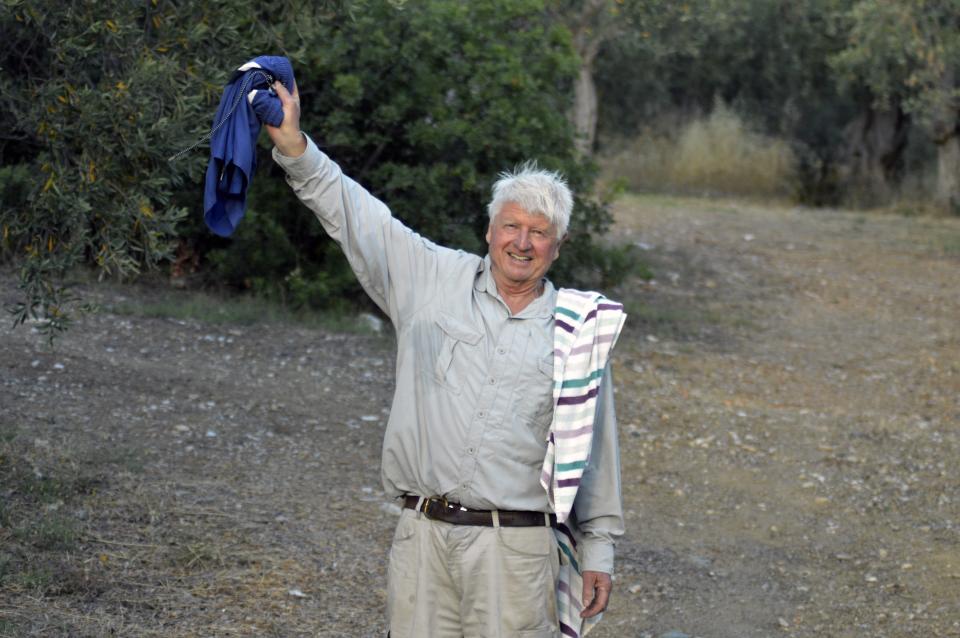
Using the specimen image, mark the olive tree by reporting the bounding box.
[833,0,960,211]
[0,0,310,337]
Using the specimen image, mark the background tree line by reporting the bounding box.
[1,0,957,336]
[585,0,958,209]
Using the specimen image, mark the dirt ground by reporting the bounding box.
[2,195,959,637]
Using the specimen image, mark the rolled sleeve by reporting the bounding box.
[579,535,616,575]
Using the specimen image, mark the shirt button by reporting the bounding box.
[477,410,486,418]
[467,446,476,454]
[488,377,496,385]
[497,347,506,355]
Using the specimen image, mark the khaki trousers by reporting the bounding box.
[387,507,561,638]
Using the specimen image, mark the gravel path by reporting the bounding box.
[2,196,959,637]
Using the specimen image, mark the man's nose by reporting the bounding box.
[515,230,532,250]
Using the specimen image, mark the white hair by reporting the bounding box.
[486,162,573,237]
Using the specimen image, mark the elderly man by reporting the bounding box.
[266,81,624,638]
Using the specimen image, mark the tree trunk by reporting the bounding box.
[573,59,598,156]
[564,0,615,157]
[929,68,959,212]
[935,131,960,213]
[840,106,909,206]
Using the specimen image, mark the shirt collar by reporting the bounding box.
[476,254,556,319]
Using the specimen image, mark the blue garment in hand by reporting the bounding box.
[203,56,295,237]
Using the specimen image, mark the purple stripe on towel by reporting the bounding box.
[553,424,593,439]
[556,319,575,333]
[565,334,616,356]
[558,478,581,488]
[557,387,599,405]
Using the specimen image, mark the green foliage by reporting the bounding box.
[561,239,650,290]
[293,0,612,289]
[1,0,624,337]
[595,0,859,204]
[592,0,712,135]
[833,0,959,136]
[0,0,271,337]
[0,0,343,337]
[594,0,958,209]
[200,162,362,311]
[206,207,298,294]
[195,0,620,303]
[832,0,959,210]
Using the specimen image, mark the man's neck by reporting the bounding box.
[494,277,544,315]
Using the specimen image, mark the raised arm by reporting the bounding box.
[265,82,449,323]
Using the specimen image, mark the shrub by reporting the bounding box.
[224,0,623,301]
[0,0,287,338]
[1,0,630,338]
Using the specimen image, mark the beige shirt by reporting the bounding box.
[273,136,623,572]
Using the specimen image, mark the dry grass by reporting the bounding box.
[602,103,798,200]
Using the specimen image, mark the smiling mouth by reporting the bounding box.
[508,252,532,263]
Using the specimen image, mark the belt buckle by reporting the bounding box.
[422,496,467,521]
[422,496,448,520]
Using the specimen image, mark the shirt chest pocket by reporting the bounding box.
[512,350,555,430]
[533,353,556,425]
[433,313,483,395]
[504,351,555,464]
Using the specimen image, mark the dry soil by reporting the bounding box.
[1,195,958,637]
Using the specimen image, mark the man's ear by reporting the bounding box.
[553,232,567,260]
[485,223,492,244]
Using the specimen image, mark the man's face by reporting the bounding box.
[485,201,563,291]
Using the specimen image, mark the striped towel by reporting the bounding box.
[541,288,626,638]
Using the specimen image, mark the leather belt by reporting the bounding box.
[403,495,556,528]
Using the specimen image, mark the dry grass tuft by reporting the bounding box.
[602,103,798,200]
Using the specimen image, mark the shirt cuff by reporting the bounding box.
[579,535,615,574]
[271,133,322,182]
